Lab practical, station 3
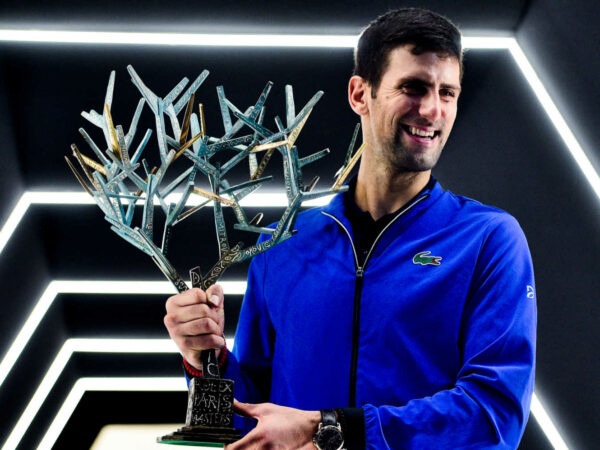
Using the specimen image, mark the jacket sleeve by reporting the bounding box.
[363,216,537,449]
[222,249,274,404]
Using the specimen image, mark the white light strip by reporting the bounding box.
[507,41,600,201]
[0,191,322,258]
[6,339,236,450]
[0,193,32,256]
[0,29,359,48]
[466,37,600,202]
[2,340,183,450]
[0,283,59,389]
[38,377,187,450]
[0,30,512,49]
[531,392,570,449]
[0,280,245,390]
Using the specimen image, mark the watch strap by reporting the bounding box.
[321,409,338,426]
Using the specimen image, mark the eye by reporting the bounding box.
[400,82,427,96]
[440,88,458,100]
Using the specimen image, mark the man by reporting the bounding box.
[164,8,536,449]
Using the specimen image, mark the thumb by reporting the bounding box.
[205,283,224,309]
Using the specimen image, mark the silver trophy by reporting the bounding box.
[66,65,363,445]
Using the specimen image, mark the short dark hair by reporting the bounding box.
[354,8,463,93]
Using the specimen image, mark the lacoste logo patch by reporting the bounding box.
[412,251,442,266]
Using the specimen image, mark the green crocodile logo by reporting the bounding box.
[412,251,442,266]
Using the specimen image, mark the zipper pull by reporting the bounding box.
[356,267,364,278]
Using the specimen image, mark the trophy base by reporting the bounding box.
[157,424,242,446]
[159,359,241,446]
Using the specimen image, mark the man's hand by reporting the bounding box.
[226,400,320,449]
[163,284,226,371]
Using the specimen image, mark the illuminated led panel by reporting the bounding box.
[0,30,358,48]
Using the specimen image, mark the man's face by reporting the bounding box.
[363,44,461,174]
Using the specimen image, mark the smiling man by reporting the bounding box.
[349,42,461,220]
[164,8,537,449]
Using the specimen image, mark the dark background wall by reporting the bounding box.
[0,1,598,448]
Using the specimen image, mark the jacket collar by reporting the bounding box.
[323,176,443,224]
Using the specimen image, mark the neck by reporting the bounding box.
[354,166,430,221]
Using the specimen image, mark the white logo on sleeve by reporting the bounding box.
[526,285,535,299]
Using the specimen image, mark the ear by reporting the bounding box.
[348,75,370,116]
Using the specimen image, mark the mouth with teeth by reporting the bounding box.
[402,125,439,141]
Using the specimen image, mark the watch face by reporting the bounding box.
[316,425,344,450]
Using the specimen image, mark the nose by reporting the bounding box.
[418,91,442,122]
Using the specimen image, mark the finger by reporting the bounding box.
[165,288,206,311]
[166,286,224,310]
[233,399,259,418]
[171,328,226,365]
[164,302,221,330]
[186,332,226,352]
[178,315,224,337]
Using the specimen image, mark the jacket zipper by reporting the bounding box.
[323,194,429,406]
[349,266,364,406]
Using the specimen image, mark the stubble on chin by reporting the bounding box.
[388,131,444,173]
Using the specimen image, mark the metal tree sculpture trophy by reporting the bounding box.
[66,65,364,445]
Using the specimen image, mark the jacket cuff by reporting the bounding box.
[182,346,229,378]
[336,407,365,450]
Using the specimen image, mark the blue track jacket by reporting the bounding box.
[223,179,537,449]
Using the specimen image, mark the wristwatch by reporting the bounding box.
[313,409,344,450]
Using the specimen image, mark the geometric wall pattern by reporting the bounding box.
[1,21,598,449]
